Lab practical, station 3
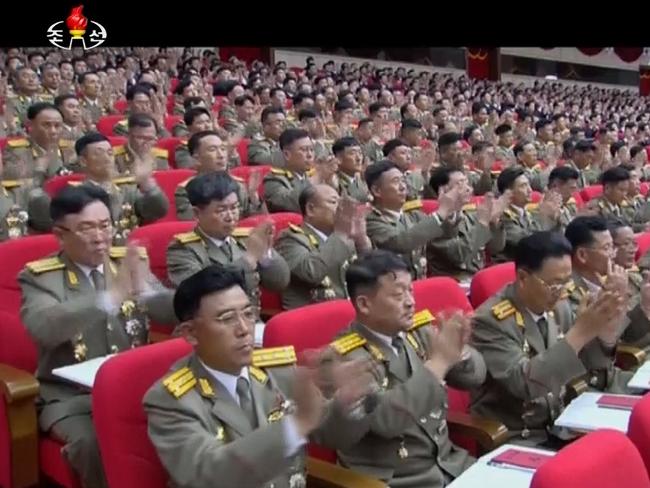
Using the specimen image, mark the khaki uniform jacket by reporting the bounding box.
[19,249,176,431]
[222,118,262,139]
[0,180,52,240]
[60,123,85,142]
[494,146,515,165]
[113,145,170,175]
[6,93,55,134]
[174,140,241,170]
[3,137,76,186]
[337,171,371,203]
[275,223,357,310]
[564,160,599,189]
[112,119,171,138]
[262,168,313,213]
[491,204,552,264]
[327,319,485,487]
[248,136,284,166]
[427,204,506,281]
[361,139,385,165]
[366,201,452,280]
[166,226,290,310]
[79,97,107,124]
[520,164,547,193]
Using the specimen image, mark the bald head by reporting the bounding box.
[298,184,339,234]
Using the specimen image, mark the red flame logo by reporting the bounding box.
[66,5,88,30]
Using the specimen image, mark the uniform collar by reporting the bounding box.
[199,359,250,405]
[304,222,329,242]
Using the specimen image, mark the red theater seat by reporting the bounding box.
[636,232,650,262]
[155,137,184,168]
[469,262,515,309]
[230,165,272,199]
[628,392,650,476]
[580,185,603,203]
[96,115,126,137]
[44,173,86,197]
[152,169,196,222]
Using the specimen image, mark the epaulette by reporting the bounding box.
[174,231,201,244]
[179,177,194,188]
[402,199,422,212]
[270,167,291,178]
[331,332,367,355]
[621,199,629,208]
[232,227,252,238]
[6,138,29,149]
[151,147,168,159]
[566,281,576,293]
[289,223,304,234]
[504,208,517,219]
[409,309,434,331]
[598,200,606,209]
[252,346,297,368]
[567,197,576,206]
[113,176,136,185]
[1,180,21,189]
[525,203,539,212]
[630,265,640,273]
[58,139,74,148]
[109,246,148,259]
[306,168,315,177]
[249,366,268,385]
[462,203,477,212]
[179,140,188,147]
[163,366,196,399]
[116,119,128,127]
[492,299,516,321]
[231,175,244,183]
[67,181,83,187]
[26,256,65,274]
[113,145,127,156]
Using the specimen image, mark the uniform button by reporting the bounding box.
[419,417,427,424]
[590,375,598,386]
[107,323,113,331]
[110,345,119,353]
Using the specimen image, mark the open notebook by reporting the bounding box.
[52,355,115,389]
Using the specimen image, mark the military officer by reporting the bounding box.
[0,177,52,240]
[513,141,549,192]
[170,96,209,137]
[355,119,385,164]
[2,102,76,186]
[275,185,371,310]
[491,167,558,264]
[382,139,426,202]
[19,185,176,488]
[325,250,485,487]
[174,130,262,220]
[609,220,644,310]
[112,85,171,138]
[262,128,316,213]
[494,123,515,165]
[298,109,334,161]
[222,94,262,138]
[546,166,581,232]
[437,132,493,196]
[5,66,48,134]
[364,161,463,280]
[39,64,62,101]
[167,172,290,342]
[332,137,371,203]
[565,216,650,358]
[247,106,285,166]
[55,94,86,142]
[78,71,108,124]
[426,167,508,283]
[593,166,649,232]
[564,139,600,189]
[113,113,169,175]
[533,119,555,161]
[144,265,372,488]
[472,232,628,446]
[622,164,646,226]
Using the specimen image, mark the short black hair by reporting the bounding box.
[173,78,193,96]
[173,265,247,322]
[400,103,414,119]
[497,166,526,194]
[600,166,630,186]
[27,102,61,121]
[400,118,422,132]
[365,160,399,189]
[429,166,463,194]
[607,218,631,240]
[298,108,317,122]
[128,113,156,131]
[75,132,109,156]
[182,96,205,110]
[357,118,372,129]
[438,132,461,150]
[368,102,387,116]
[535,119,552,132]
[462,124,480,141]
[332,137,360,156]
[471,102,486,115]
[471,141,492,155]
[78,71,99,85]
[187,130,220,156]
[515,232,573,272]
[50,184,110,223]
[565,216,609,254]
[495,123,512,136]
[293,92,314,107]
[548,166,580,186]
[609,140,627,158]
[382,138,408,157]
[346,250,410,300]
[279,128,309,150]
[186,172,240,207]
[53,93,77,109]
[234,94,255,107]
[513,141,534,158]
[126,84,151,101]
[631,145,645,159]
[269,87,285,99]
[334,99,354,112]
[261,106,284,124]
[184,106,211,127]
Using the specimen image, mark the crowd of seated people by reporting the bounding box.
[3,46,650,488]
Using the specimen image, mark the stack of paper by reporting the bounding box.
[628,361,650,391]
[554,392,638,433]
[52,354,115,389]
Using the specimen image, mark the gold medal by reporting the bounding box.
[398,442,409,459]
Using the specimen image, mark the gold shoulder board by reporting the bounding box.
[252,346,297,368]
[409,309,434,331]
[331,332,367,355]
[525,203,539,212]
[504,209,516,219]
[113,176,136,185]
[249,366,268,385]
[113,145,126,156]
[151,147,168,158]
[174,231,201,244]
[491,299,516,321]
[270,167,288,176]
[162,366,196,399]
[566,197,576,205]
[462,203,477,212]
[402,199,423,212]
[67,181,83,187]
[289,223,304,234]
[1,180,21,189]
[7,138,29,149]
[109,246,148,259]
[25,256,65,274]
[231,227,252,238]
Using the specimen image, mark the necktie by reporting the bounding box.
[90,269,106,291]
[391,336,410,377]
[221,239,233,261]
[537,317,549,347]
[236,377,257,427]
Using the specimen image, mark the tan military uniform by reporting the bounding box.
[623,195,650,233]
[5,93,53,134]
[337,171,371,203]
[520,164,547,193]
[61,123,85,142]
[79,97,107,124]
[366,200,452,280]
[313,138,333,161]
[247,136,284,166]
[328,314,485,487]
[166,227,290,311]
[262,168,313,213]
[113,145,169,175]
[112,119,171,138]
[564,160,599,189]
[471,284,588,444]
[491,204,551,264]
[19,248,176,488]
[222,119,262,139]
[2,137,76,186]
[274,223,357,310]
[427,203,506,282]
[0,180,52,240]
[594,196,648,233]
[174,174,262,220]
[361,138,385,164]
[495,145,515,164]
[174,140,240,170]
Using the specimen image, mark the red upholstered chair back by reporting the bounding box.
[238,212,303,238]
[152,169,196,222]
[0,234,59,314]
[93,339,193,488]
[421,199,439,215]
[572,191,585,208]
[641,182,649,197]
[107,136,127,147]
[155,137,183,168]
[628,392,650,475]
[469,262,515,309]
[580,184,603,203]
[230,165,272,198]
[236,138,251,166]
[636,231,650,262]
[127,221,195,285]
[43,173,86,197]
[113,99,128,114]
[531,429,650,488]
[163,115,183,133]
[96,115,126,137]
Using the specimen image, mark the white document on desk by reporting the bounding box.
[447,443,555,488]
[554,392,634,433]
[628,361,650,391]
[51,355,115,389]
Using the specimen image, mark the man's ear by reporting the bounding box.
[191,206,200,221]
[575,248,588,266]
[354,294,371,317]
[178,320,198,346]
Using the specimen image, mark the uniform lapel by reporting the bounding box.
[508,286,546,354]
[351,322,408,383]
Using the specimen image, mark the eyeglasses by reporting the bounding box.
[58,222,113,237]
[530,274,572,294]
[213,306,259,328]
[214,203,241,218]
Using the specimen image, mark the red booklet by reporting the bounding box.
[489,449,554,470]
[596,395,640,411]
